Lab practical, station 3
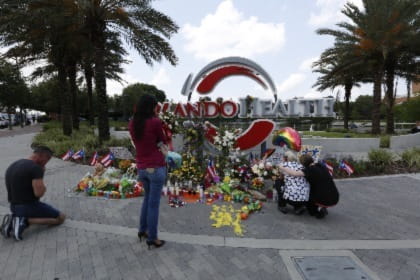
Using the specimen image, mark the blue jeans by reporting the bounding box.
[11,201,60,218]
[138,166,166,241]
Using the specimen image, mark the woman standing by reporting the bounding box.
[129,94,167,249]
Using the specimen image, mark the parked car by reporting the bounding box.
[0,117,9,129]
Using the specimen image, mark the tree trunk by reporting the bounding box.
[19,107,24,128]
[68,62,79,130]
[84,62,95,126]
[371,69,383,135]
[57,64,72,136]
[344,82,352,130]
[7,110,12,130]
[406,78,411,101]
[385,63,395,134]
[94,30,110,142]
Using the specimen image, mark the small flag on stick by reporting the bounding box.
[321,160,334,177]
[339,160,354,176]
[90,152,99,166]
[72,149,85,160]
[101,152,115,167]
[61,149,74,161]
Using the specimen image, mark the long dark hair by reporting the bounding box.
[132,94,158,140]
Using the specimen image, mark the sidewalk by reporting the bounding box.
[0,132,419,279]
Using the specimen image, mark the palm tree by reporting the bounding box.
[79,0,179,142]
[317,0,420,134]
[0,0,80,136]
[80,30,128,126]
[313,47,362,130]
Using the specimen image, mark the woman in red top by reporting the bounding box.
[129,94,167,249]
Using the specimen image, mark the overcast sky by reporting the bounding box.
[21,0,408,102]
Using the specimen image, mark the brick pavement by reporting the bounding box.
[1,131,420,279]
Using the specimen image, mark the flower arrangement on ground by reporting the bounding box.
[251,177,264,190]
[251,160,280,180]
[169,152,204,185]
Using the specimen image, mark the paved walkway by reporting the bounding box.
[0,130,419,280]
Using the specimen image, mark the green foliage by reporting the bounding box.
[394,96,420,122]
[368,149,395,173]
[0,59,29,111]
[303,130,375,138]
[120,83,166,119]
[33,121,131,158]
[401,148,420,169]
[30,78,61,114]
[379,135,390,148]
[350,95,386,120]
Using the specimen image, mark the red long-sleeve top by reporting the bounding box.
[129,117,166,169]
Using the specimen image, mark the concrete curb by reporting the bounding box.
[3,205,418,251]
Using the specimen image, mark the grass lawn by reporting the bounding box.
[302,131,377,138]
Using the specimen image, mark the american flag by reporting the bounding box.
[101,152,115,167]
[339,160,354,176]
[61,149,74,161]
[72,149,85,160]
[206,159,218,180]
[90,152,99,166]
[321,160,334,177]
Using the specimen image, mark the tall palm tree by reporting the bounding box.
[0,0,80,136]
[79,0,179,142]
[317,0,420,134]
[80,30,128,126]
[313,47,362,130]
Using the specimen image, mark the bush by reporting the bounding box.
[379,135,390,148]
[33,122,132,159]
[37,115,51,123]
[401,148,420,169]
[368,149,395,173]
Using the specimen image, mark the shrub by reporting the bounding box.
[368,149,395,173]
[33,121,132,159]
[379,135,390,148]
[350,160,370,176]
[401,148,420,169]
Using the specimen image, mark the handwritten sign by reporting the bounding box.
[109,147,134,160]
[298,145,322,162]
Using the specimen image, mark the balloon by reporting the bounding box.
[166,151,182,169]
[272,127,301,151]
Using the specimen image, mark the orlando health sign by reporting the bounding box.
[158,57,335,150]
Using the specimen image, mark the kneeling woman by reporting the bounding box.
[278,154,339,219]
[277,151,310,215]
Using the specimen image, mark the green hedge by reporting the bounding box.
[33,121,132,158]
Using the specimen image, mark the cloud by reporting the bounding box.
[182,0,286,61]
[150,68,171,89]
[299,56,319,72]
[277,73,306,94]
[303,89,326,99]
[308,0,363,27]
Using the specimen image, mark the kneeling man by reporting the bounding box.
[1,146,65,240]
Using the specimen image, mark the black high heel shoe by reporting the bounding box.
[138,232,148,242]
[146,239,166,250]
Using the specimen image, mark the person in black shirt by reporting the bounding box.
[278,154,339,219]
[1,146,65,241]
